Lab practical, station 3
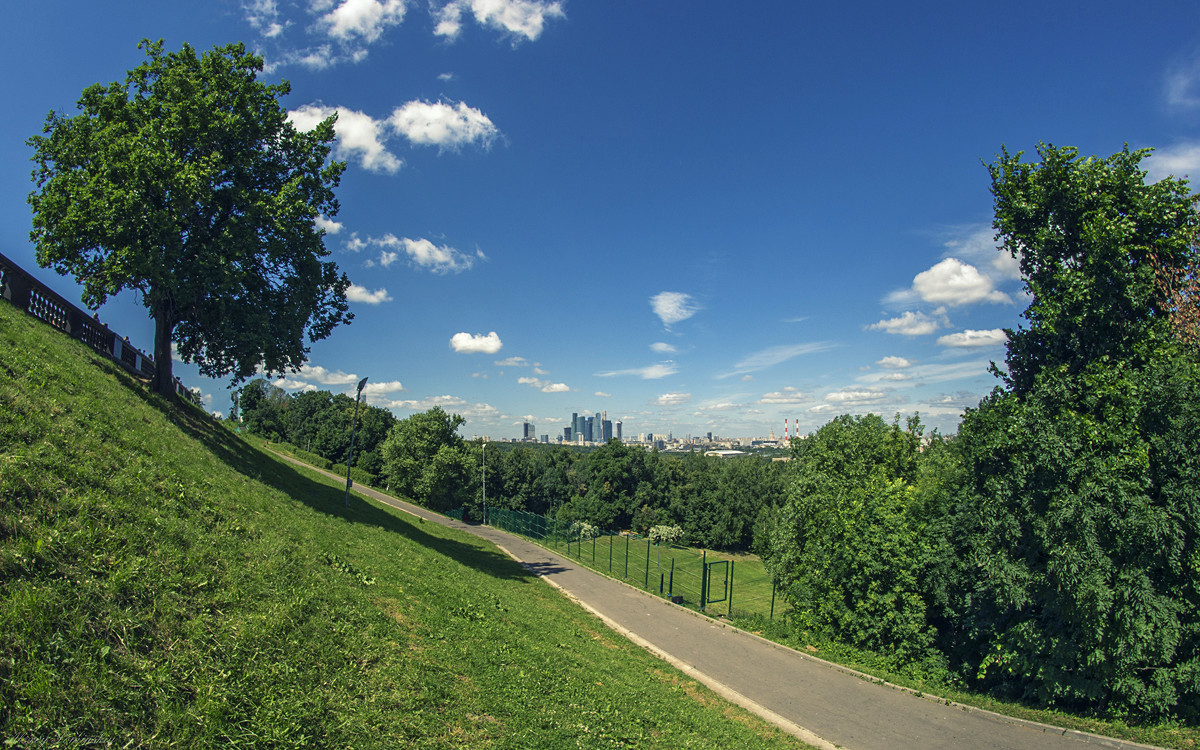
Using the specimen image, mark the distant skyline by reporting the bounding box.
[3,1,1198,439]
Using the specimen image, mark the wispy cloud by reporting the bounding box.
[651,292,700,328]
[655,392,691,406]
[650,342,677,353]
[596,363,678,379]
[518,376,569,393]
[940,223,1020,281]
[718,342,833,379]
[494,356,528,367]
[450,331,503,354]
[1144,141,1200,183]
[1165,57,1200,109]
[758,386,806,404]
[353,234,484,274]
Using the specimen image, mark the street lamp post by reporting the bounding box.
[481,440,487,525]
[344,376,368,507]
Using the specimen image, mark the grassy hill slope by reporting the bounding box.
[0,302,811,749]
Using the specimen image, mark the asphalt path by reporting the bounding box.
[282,455,1161,750]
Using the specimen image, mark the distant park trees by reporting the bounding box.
[27,40,350,398]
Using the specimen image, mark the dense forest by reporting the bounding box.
[236,145,1200,723]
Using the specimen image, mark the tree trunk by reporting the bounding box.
[152,301,176,399]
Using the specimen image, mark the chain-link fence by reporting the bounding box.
[482,507,782,620]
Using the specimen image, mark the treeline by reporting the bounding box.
[478,439,788,550]
[237,379,396,481]
[235,384,787,550]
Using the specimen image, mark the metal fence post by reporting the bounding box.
[644,539,651,588]
[728,560,735,618]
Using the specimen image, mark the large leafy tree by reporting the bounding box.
[945,144,1200,720]
[28,40,350,398]
[764,413,936,663]
[379,407,475,511]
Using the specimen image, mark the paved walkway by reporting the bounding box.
[285,457,1160,750]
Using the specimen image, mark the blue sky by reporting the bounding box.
[3,1,1199,440]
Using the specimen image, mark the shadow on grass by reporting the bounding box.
[96,358,531,583]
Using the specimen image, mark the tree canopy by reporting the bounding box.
[28,39,350,397]
[944,144,1200,719]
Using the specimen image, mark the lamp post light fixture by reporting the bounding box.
[344,376,368,507]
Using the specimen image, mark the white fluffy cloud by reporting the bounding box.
[1144,141,1200,183]
[317,0,407,43]
[596,363,678,379]
[434,0,565,41]
[289,99,498,173]
[891,258,1010,307]
[450,331,503,354]
[651,292,700,327]
[877,356,912,369]
[655,392,691,406]
[315,215,344,235]
[390,100,498,150]
[363,379,406,395]
[942,224,1020,281]
[937,328,1008,348]
[868,311,941,336]
[289,104,403,173]
[346,284,392,304]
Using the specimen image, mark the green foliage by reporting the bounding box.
[236,378,395,471]
[764,414,937,664]
[380,407,475,511]
[987,143,1200,395]
[943,144,1200,721]
[27,39,350,396]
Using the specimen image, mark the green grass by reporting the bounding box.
[0,302,813,749]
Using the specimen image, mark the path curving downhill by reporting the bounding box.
[281,455,1162,750]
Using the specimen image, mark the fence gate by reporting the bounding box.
[701,559,733,612]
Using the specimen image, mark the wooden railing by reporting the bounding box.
[0,250,201,406]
